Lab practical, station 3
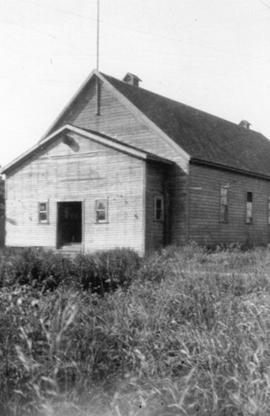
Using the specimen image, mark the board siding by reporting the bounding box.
[189,164,270,246]
[51,79,186,166]
[5,134,145,255]
[4,79,190,253]
[145,162,166,253]
[46,78,188,248]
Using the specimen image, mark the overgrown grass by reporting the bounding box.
[1,244,270,415]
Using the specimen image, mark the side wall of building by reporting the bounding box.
[5,134,146,254]
[145,162,166,253]
[189,163,270,246]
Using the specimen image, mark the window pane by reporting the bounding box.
[246,198,253,223]
[39,202,48,223]
[154,196,164,221]
[156,199,162,210]
[40,203,47,212]
[96,199,107,223]
[39,212,47,222]
[220,187,228,223]
[96,210,106,222]
[96,201,105,211]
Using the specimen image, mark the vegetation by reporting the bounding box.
[1,244,270,415]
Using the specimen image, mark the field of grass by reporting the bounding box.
[1,244,270,415]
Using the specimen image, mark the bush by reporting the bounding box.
[74,248,141,293]
[0,247,141,294]
[0,248,74,290]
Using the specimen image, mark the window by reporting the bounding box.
[154,196,164,221]
[268,196,270,225]
[38,202,49,223]
[246,192,253,224]
[95,199,108,223]
[220,186,228,223]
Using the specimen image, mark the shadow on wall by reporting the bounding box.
[0,179,4,247]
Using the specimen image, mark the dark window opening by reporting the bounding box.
[154,196,164,221]
[246,192,253,224]
[220,186,228,223]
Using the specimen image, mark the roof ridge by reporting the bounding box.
[101,72,262,136]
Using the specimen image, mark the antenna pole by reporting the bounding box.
[96,0,100,71]
[96,0,101,115]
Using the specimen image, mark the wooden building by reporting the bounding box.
[2,70,270,254]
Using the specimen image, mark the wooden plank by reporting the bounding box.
[5,135,145,255]
[189,164,270,246]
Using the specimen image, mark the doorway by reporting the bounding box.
[57,202,82,248]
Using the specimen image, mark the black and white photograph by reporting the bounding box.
[1,0,270,414]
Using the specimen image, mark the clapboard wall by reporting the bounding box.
[189,163,270,246]
[5,134,146,254]
[145,162,166,253]
[48,77,188,246]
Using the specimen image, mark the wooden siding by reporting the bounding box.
[145,162,166,253]
[144,163,189,250]
[52,78,186,166]
[50,78,189,247]
[5,134,145,254]
[189,163,270,246]
[166,165,188,246]
[0,217,4,247]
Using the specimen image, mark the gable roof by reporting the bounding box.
[102,73,270,179]
[1,125,171,175]
[5,69,270,179]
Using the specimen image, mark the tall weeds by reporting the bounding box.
[1,245,270,415]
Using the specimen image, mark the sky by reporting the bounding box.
[1,0,270,167]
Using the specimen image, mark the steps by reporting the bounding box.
[57,243,83,258]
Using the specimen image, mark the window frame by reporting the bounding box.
[246,192,253,224]
[220,186,229,223]
[154,195,164,222]
[38,201,49,224]
[95,199,108,224]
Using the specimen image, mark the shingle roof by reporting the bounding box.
[103,73,270,178]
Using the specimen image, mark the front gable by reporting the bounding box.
[5,128,150,253]
[2,125,172,177]
[42,72,189,173]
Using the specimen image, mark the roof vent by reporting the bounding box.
[123,72,142,87]
[239,120,251,129]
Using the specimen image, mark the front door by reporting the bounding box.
[57,202,82,248]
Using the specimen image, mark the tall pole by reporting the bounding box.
[96,0,101,115]
[96,0,100,71]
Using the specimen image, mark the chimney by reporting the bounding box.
[123,72,142,87]
[239,120,251,129]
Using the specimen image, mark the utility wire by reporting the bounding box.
[259,0,270,10]
[6,0,270,64]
